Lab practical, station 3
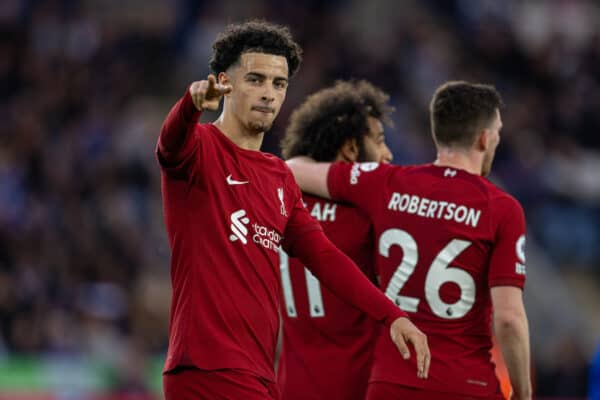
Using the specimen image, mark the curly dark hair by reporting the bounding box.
[281,80,394,161]
[430,81,503,148]
[209,20,302,78]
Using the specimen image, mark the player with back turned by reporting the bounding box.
[288,81,532,400]
[277,80,394,400]
[156,20,430,400]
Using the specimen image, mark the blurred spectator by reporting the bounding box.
[1,0,599,397]
[535,334,588,397]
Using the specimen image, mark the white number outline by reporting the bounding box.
[380,228,476,319]
[279,249,325,318]
[380,229,420,312]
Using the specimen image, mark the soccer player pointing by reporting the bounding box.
[156,21,429,400]
[288,81,532,400]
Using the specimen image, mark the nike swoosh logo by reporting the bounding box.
[226,174,249,185]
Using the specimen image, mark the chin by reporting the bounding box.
[249,121,272,132]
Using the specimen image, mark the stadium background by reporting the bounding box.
[1,0,599,398]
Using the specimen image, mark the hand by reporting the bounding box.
[189,74,232,111]
[390,317,430,379]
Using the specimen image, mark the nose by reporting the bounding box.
[382,144,393,163]
[261,83,275,103]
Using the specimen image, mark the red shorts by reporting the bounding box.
[366,382,503,400]
[163,367,280,400]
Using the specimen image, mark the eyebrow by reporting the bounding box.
[245,72,265,79]
[367,130,385,141]
[245,72,288,83]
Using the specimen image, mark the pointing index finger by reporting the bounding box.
[207,74,217,90]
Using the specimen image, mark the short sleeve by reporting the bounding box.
[327,161,394,216]
[282,175,322,256]
[488,195,527,289]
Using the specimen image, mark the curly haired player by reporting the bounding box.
[288,81,532,400]
[157,20,430,400]
[278,80,394,400]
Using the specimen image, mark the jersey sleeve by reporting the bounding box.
[282,167,407,327]
[327,162,394,216]
[488,194,527,289]
[286,228,408,327]
[156,90,202,178]
[282,174,323,254]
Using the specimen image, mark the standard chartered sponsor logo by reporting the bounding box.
[387,192,482,228]
[228,209,282,252]
[252,223,282,252]
[229,209,250,244]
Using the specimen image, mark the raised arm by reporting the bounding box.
[158,75,231,166]
[491,286,532,400]
[286,157,332,198]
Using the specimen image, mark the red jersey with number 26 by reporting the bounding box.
[328,162,527,399]
[277,194,378,400]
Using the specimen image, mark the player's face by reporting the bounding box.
[481,109,502,176]
[359,117,393,163]
[225,52,289,133]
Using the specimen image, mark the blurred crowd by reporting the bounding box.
[1,0,598,396]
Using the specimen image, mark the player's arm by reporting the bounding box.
[157,75,231,166]
[288,228,430,378]
[491,286,532,400]
[286,157,332,199]
[288,158,393,219]
[488,196,532,400]
[282,179,430,378]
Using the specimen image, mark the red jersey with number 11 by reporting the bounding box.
[328,162,527,399]
[278,194,378,400]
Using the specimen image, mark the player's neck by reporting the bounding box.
[434,147,483,176]
[213,113,264,151]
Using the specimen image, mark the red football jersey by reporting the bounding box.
[328,162,527,398]
[157,93,321,381]
[157,93,407,385]
[278,194,379,400]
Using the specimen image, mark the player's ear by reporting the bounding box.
[339,138,360,162]
[218,72,232,94]
[476,129,489,152]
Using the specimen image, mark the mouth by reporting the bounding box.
[252,106,275,114]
